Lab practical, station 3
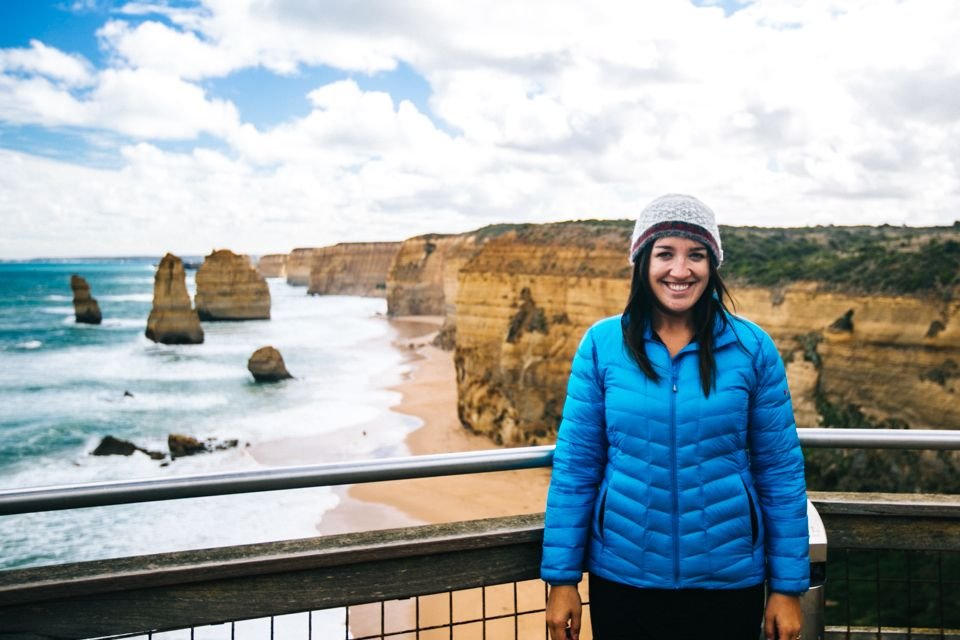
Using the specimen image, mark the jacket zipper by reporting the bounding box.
[670,359,680,587]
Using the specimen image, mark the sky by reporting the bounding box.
[1,1,959,259]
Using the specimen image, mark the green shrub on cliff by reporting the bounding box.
[720,225,960,296]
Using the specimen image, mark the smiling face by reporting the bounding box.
[646,236,711,321]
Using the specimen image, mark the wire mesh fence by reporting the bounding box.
[824,548,960,640]
[123,580,592,640]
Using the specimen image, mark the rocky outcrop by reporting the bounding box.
[145,253,204,344]
[248,346,293,382]
[91,435,165,460]
[256,254,288,278]
[195,249,271,321]
[308,242,401,297]
[168,434,240,460]
[454,222,632,445]
[70,275,102,325]
[286,248,316,286]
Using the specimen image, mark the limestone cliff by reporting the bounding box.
[387,230,514,318]
[387,234,458,316]
[70,274,102,325]
[195,249,271,321]
[450,221,960,446]
[145,253,204,344]
[308,242,401,298]
[454,222,632,445]
[733,285,960,430]
[256,254,288,278]
[286,248,315,286]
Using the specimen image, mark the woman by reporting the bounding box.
[542,194,808,640]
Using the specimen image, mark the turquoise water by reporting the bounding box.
[0,260,417,571]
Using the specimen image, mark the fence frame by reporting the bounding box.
[1,430,960,639]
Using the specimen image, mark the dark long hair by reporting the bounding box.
[622,244,737,397]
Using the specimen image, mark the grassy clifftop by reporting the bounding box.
[468,220,960,296]
[721,223,960,296]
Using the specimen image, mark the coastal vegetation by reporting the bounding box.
[721,224,960,297]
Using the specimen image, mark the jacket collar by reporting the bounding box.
[631,309,740,352]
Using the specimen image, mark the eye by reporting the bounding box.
[654,250,673,259]
[689,251,707,261]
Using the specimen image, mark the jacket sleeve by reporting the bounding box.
[540,327,608,585]
[747,331,810,595]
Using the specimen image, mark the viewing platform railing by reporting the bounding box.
[0,428,958,639]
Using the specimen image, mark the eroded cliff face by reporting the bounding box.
[450,223,960,445]
[386,230,515,322]
[454,223,632,445]
[195,249,271,321]
[387,234,458,316]
[256,254,287,278]
[286,248,315,286]
[308,242,401,297]
[733,285,960,430]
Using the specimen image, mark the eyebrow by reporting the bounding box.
[652,241,708,251]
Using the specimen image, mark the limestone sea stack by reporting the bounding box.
[70,275,102,324]
[145,253,204,344]
[195,249,271,320]
[247,346,293,382]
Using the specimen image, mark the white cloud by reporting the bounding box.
[2,0,960,259]
[97,19,239,80]
[0,38,240,139]
[0,40,94,87]
[0,74,90,126]
[90,68,240,139]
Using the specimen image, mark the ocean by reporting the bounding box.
[0,259,419,581]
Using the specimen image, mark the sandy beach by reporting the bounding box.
[345,316,564,639]
[349,316,552,525]
[249,315,581,638]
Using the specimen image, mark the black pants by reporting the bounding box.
[589,574,765,640]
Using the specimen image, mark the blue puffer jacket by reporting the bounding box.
[541,312,809,595]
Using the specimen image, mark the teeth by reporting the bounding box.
[666,282,692,291]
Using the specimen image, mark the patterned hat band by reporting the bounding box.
[629,194,724,266]
[629,221,722,266]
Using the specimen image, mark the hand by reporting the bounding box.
[546,584,582,640]
[764,592,803,640]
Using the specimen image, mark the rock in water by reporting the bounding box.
[195,249,271,321]
[168,433,239,459]
[168,434,207,459]
[145,253,204,344]
[92,435,165,460]
[247,346,293,382]
[70,275,102,324]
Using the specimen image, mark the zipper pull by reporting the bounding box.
[672,383,678,393]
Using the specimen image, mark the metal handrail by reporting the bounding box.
[1,428,959,516]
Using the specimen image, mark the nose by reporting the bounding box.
[668,256,693,277]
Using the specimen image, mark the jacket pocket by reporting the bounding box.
[740,476,760,547]
[595,486,609,540]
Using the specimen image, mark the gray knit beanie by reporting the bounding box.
[629,194,723,266]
